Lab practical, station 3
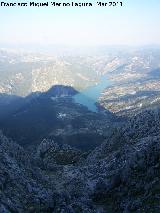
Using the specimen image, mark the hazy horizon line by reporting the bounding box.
[1,43,160,51]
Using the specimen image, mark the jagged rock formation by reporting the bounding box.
[123,107,160,140]
[0,131,57,212]
[0,132,103,212]
[35,139,83,169]
[87,133,160,212]
[0,107,160,212]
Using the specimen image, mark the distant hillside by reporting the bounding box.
[0,85,118,150]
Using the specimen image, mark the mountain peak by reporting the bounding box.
[43,85,78,98]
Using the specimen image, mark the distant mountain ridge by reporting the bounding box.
[1,47,160,117]
[42,85,78,97]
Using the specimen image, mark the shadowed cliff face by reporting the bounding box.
[42,85,78,97]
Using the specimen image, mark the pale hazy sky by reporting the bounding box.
[0,0,160,46]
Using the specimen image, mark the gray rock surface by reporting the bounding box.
[1,107,160,212]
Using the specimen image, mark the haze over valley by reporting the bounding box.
[1,46,160,114]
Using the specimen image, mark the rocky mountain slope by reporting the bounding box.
[0,106,160,212]
[0,46,160,212]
